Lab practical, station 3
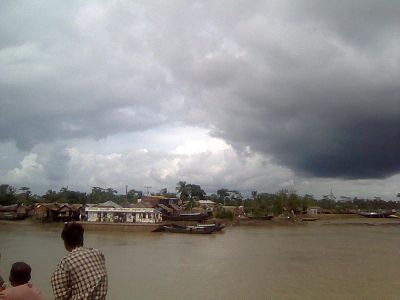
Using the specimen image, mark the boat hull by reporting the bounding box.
[302,217,319,221]
[163,213,209,222]
[164,224,216,234]
[196,223,225,232]
[247,215,274,220]
[358,211,393,218]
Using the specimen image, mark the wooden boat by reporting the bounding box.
[247,215,273,220]
[196,223,225,232]
[302,217,319,221]
[163,224,217,234]
[357,211,393,218]
[163,212,209,222]
[387,214,400,219]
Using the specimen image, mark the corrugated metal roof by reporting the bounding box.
[158,203,173,213]
[98,200,122,208]
[169,203,181,211]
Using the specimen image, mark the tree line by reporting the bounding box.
[0,184,144,207]
[1,183,399,216]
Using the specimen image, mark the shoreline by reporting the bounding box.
[1,214,399,230]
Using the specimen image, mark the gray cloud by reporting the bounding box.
[0,1,180,150]
[154,1,400,179]
[1,0,400,185]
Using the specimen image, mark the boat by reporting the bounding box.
[302,217,319,221]
[163,224,217,234]
[387,214,400,219]
[247,215,273,220]
[357,210,394,218]
[162,212,209,222]
[196,223,225,232]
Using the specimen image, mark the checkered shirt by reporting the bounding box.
[51,247,108,300]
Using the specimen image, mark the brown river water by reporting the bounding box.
[1,217,400,300]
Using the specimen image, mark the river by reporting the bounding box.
[1,218,400,299]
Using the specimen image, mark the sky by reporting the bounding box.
[1,0,400,199]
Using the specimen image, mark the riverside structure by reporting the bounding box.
[85,206,162,223]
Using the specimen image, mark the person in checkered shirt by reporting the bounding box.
[51,223,108,300]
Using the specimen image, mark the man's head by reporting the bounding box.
[61,222,84,251]
[9,262,31,286]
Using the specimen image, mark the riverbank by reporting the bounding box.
[227,213,400,227]
[1,213,399,230]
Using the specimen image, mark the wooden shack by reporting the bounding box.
[0,204,28,220]
[34,203,60,222]
[0,205,18,220]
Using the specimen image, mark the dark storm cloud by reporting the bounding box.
[1,0,400,180]
[151,0,400,179]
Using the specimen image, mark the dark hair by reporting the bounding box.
[61,222,84,247]
[10,262,31,285]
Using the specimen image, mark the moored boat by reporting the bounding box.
[357,210,394,218]
[163,212,209,222]
[247,215,273,220]
[302,217,319,221]
[163,224,217,234]
[196,223,225,232]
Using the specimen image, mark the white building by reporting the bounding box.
[198,200,216,211]
[307,206,323,215]
[85,207,162,224]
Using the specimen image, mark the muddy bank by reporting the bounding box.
[1,213,399,229]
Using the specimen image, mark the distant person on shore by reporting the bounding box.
[0,262,43,300]
[0,276,4,292]
[0,253,4,290]
[51,222,108,300]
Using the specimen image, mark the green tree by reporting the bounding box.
[44,189,57,203]
[176,181,189,201]
[186,184,206,200]
[217,188,229,205]
[106,188,117,198]
[0,184,16,206]
[90,187,104,203]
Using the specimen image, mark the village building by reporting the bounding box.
[139,196,179,206]
[198,200,216,211]
[85,206,162,223]
[85,196,177,224]
[96,200,122,208]
[57,204,81,222]
[34,203,61,222]
[0,204,28,220]
[33,203,81,222]
[307,206,323,215]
